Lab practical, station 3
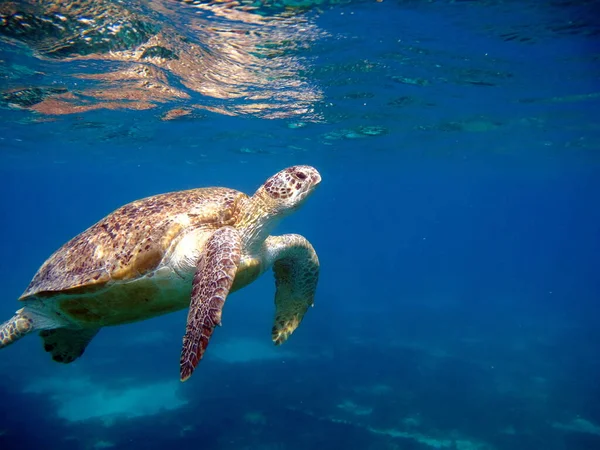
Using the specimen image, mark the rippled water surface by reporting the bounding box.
[1,1,599,449]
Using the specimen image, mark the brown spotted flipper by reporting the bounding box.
[40,328,100,363]
[0,309,34,349]
[266,234,319,345]
[180,226,242,382]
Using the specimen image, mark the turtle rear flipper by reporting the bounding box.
[0,310,34,349]
[40,328,99,363]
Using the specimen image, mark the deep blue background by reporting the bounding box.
[1,1,599,449]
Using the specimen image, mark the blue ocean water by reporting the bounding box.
[1,0,599,449]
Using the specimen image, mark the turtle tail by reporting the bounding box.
[0,309,34,349]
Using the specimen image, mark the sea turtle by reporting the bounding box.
[0,165,321,381]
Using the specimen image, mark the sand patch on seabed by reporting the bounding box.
[337,400,373,416]
[23,375,187,425]
[92,440,115,449]
[212,337,296,363]
[553,417,600,435]
[288,406,494,450]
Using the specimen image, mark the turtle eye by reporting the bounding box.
[295,171,307,180]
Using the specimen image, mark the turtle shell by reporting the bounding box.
[20,187,246,300]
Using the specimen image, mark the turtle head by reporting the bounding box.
[257,165,321,215]
[239,166,321,248]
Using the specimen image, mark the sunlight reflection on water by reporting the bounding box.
[0,0,327,120]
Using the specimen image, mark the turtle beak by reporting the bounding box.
[311,171,322,187]
[303,174,320,200]
[307,169,321,194]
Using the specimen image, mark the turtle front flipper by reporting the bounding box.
[180,226,242,382]
[265,234,319,345]
[0,309,34,349]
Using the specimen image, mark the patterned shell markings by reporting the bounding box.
[20,187,246,299]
